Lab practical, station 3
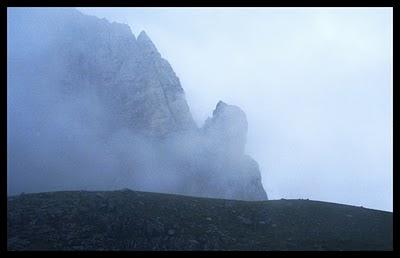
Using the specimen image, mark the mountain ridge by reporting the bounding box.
[8,7,267,201]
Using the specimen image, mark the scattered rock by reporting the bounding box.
[238,216,252,225]
[188,240,199,245]
[96,193,104,198]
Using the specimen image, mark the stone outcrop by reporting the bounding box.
[200,101,267,200]
[203,101,248,156]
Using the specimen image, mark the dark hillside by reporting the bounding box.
[7,190,392,250]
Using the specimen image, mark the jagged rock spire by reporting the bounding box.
[137,30,160,57]
[204,100,248,156]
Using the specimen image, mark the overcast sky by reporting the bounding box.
[78,7,393,211]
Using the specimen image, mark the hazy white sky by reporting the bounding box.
[79,7,393,211]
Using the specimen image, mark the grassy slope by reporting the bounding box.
[7,189,393,250]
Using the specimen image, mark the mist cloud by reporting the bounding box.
[77,7,393,211]
[7,8,393,211]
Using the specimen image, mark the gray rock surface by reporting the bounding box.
[190,101,268,200]
[203,101,248,156]
[18,8,196,138]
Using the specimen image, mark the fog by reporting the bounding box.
[7,8,196,197]
[8,8,392,211]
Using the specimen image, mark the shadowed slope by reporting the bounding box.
[7,190,392,250]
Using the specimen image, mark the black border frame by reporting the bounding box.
[1,0,397,256]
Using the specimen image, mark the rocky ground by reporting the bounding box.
[7,189,393,251]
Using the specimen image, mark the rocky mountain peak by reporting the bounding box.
[137,30,160,57]
[8,8,267,201]
[216,100,227,107]
[204,101,248,156]
[137,30,150,41]
[110,21,134,38]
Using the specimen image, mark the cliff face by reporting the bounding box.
[45,9,196,138]
[8,8,267,201]
[110,30,197,137]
